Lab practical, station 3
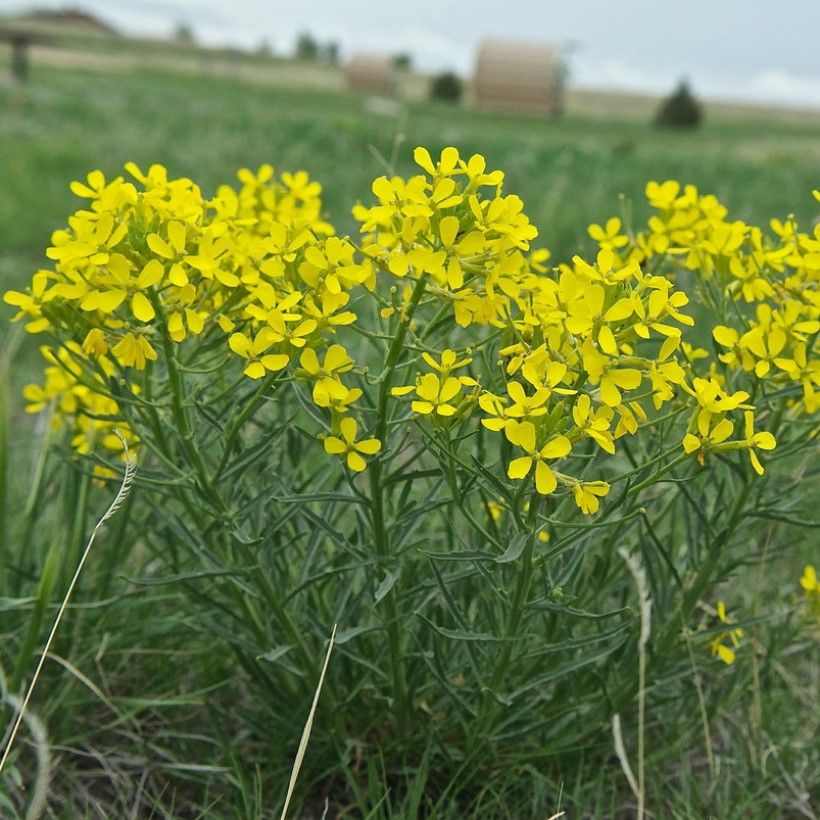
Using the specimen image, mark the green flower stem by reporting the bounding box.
[158,327,225,515]
[488,492,542,695]
[680,476,753,619]
[626,452,691,496]
[141,309,323,695]
[368,273,428,729]
[214,372,278,481]
[134,394,316,704]
[650,471,754,666]
[130,321,315,696]
[436,430,504,552]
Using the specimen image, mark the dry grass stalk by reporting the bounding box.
[0,431,136,778]
[279,623,337,820]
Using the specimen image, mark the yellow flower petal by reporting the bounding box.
[229,333,251,357]
[711,418,734,444]
[540,436,571,459]
[244,361,266,379]
[260,354,289,372]
[347,451,367,472]
[147,233,174,259]
[749,449,764,476]
[355,438,382,456]
[439,215,459,247]
[598,326,618,356]
[534,460,557,495]
[507,456,533,480]
[131,292,155,323]
[324,436,346,455]
[97,289,127,313]
[753,432,776,450]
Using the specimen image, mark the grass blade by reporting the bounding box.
[279,623,337,820]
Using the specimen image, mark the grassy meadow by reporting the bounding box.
[0,60,818,817]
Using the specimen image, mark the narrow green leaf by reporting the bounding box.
[374,570,398,604]
[495,533,528,563]
[258,645,293,664]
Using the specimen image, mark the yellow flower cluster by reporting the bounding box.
[21,343,138,473]
[586,181,820,473]
[710,600,743,665]
[361,149,812,512]
[601,180,820,415]
[354,146,544,328]
[5,149,817,505]
[4,162,375,466]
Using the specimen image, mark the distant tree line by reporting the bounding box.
[295,31,340,65]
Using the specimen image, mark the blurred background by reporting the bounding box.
[1,0,819,345]
[1,1,819,273]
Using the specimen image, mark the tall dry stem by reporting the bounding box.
[0,431,135,777]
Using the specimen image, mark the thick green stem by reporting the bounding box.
[172,366,227,514]
[151,297,224,513]
[214,372,278,481]
[368,273,428,729]
[488,492,541,695]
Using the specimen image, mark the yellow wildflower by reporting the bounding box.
[323,418,381,472]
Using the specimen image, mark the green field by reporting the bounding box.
[3,62,820,282]
[1,62,818,817]
[3,63,819,399]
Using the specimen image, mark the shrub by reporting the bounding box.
[430,71,462,103]
[656,79,703,127]
[295,31,319,61]
[393,52,413,71]
[3,151,817,812]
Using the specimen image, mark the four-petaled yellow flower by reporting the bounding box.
[229,331,289,379]
[505,421,571,495]
[410,374,465,417]
[112,332,158,370]
[573,481,611,515]
[323,418,381,472]
[683,410,734,458]
[587,217,629,251]
[742,411,776,475]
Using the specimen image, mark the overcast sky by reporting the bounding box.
[3,0,820,107]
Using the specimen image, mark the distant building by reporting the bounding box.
[473,39,563,116]
[345,53,396,95]
[5,7,118,37]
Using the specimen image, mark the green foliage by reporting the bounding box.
[430,71,463,103]
[294,31,338,65]
[173,21,195,46]
[656,80,703,128]
[295,31,318,61]
[393,52,413,71]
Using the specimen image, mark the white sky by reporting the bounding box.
[3,0,820,107]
